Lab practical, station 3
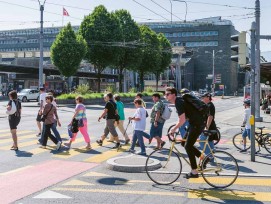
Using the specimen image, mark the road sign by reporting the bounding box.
[215,74,221,84]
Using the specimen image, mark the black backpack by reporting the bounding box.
[182,93,209,117]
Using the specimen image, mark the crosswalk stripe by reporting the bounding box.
[84,144,130,163]
[0,130,34,138]
[188,189,271,201]
[53,140,113,159]
[0,134,37,144]
[189,177,271,186]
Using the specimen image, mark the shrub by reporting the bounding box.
[75,84,90,95]
[145,86,154,93]
[129,87,137,93]
[105,85,116,94]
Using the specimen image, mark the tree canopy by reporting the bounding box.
[51,23,87,77]
[79,5,122,92]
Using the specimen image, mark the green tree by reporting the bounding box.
[79,5,121,92]
[51,23,87,77]
[153,33,172,91]
[113,9,142,92]
[134,25,160,92]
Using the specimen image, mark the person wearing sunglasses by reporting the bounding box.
[165,87,206,179]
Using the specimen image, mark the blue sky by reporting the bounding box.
[0,0,271,52]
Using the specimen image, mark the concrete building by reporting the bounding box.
[144,17,241,93]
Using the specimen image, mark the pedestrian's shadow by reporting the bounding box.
[237,165,257,173]
[15,150,33,157]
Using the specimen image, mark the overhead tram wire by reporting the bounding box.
[183,0,254,10]
[150,0,184,21]
[132,0,170,21]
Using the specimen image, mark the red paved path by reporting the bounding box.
[0,160,98,203]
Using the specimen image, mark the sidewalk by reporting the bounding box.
[107,109,271,177]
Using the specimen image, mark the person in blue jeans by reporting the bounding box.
[128,99,150,156]
[199,93,216,156]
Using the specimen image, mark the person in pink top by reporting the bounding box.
[65,96,91,149]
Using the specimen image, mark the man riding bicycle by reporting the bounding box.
[165,87,207,179]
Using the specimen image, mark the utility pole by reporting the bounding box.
[255,0,262,121]
[250,22,256,162]
[38,0,46,88]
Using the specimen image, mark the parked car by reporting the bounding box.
[18,89,39,102]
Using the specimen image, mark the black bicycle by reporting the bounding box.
[167,124,221,145]
[232,126,271,153]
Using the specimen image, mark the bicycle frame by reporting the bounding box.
[166,133,220,174]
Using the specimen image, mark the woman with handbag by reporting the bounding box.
[65,96,91,149]
[6,90,21,151]
[40,95,62,150]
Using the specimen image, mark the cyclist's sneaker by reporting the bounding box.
[161,141,166,148]
[125,139,130,144]
[185,172,199,179]
[239,149,247,152]
[112,143,121,149]
[96,139,103,146]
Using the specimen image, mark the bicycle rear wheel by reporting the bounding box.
[213,128,221,146]
[201,150,239,188]
[232,133,251,150]
[264,135,271,153]
[145,148,182,185]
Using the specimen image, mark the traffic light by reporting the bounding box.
[231,31,249,68]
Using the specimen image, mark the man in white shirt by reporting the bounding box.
[240,99,251,152]
[36,87,47,136]
[128,98,150,156]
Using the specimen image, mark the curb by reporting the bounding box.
[106,155,161,173]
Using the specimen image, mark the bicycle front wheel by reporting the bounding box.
[201,150,239,188]
[213,128,221,146]
[264,135,271,153]
[232,133,251,150]
[145,148,182,185]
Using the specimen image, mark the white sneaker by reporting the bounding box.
[56,141,62,151]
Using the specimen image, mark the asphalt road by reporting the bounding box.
[0,97,271,204]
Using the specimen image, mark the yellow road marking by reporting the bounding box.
[0,165,33,176]
[83,172,110,177]
[62,179,94,186]
[0,129,10,133]
[84,144,130,163]
[0,130,34,138]
[188,189,271,202]
[54,140,114,159]
[53,187,184,197]
[0,134,36,144]
[189,177,271,186]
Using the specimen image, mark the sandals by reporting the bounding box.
[10,146,18,151]
[86,146,92,150]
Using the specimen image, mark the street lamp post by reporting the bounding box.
[38,0,46,88]
[205,50,222,94]
[172,0,187,22]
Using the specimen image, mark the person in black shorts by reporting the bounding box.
[6,90,21,151]
[96,93,121,149]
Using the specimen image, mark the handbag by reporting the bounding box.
[41,104,53,122]
[6,100,17,115]
[71,118,79,133]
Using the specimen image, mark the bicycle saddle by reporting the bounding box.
[257,126,266,130]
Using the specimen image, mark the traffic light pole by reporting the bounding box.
[38,1,46,88]
[255,0,262,122]
[250,22,256,162]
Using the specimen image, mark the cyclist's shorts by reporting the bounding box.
[242,128,251,140]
